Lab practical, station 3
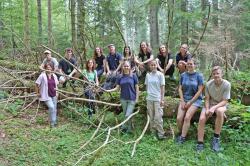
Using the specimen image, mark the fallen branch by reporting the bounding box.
[74,110,140,165]
[76,115,105,153]
[131,114,150,157]
[58,97,121,107]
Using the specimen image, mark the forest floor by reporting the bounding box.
[0,100,250,166]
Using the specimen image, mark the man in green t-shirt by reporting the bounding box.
[196,66,231,152]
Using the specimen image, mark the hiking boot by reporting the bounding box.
[176,135,186,144]
[169,75,176,81]
[157,134,167,140]
[211,137,220,152]
[196,143,204,152]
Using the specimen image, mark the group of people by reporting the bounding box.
[35,42,231,152]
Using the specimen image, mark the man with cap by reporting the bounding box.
[40,50,59,71]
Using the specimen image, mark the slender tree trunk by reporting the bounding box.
[199,0,208,71]
[167,0,174,48]
[181,0,188,44]
[48,0,53,48]
[23,0,30,52]
[71,0,77,50]
[77,0,86,63]
[212,0,218,27]
[37,0,42,44]
[149,0,160,52]
[0,1,3,49]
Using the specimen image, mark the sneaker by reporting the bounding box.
[211,137,220,152]
[176,135,186,144]
[196,143,204,151]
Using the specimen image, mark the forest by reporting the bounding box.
[0,0,250,165]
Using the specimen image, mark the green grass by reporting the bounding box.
[0,104,250,166]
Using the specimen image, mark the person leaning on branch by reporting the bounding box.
[39,50,59,71]
[196,66,231,152]
[176,58,204,144]
[122,46,136,74]
[58,48,77,88]
[69,59,99,117]
[176,44,192,74]
[156,44,175,80]
[145,60,166,140]
[35,62,59,128]
[106,61,139,133]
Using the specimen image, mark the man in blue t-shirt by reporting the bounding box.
[103,44,122,90]
[106,44,122,75]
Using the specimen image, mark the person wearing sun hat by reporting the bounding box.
[39,50,59,71]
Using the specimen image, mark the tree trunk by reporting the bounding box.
[166,0,174,48]
[77,0,86,63]
[200,0,208,72]
[212,0,219,27]
[48,0,53,48]
[70,0,77,50]
[149,0,160,52]
[37,0,42,44]
[181,0,188,44]
[23,0,30,52]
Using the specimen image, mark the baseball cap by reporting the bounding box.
[44,50,51,54]
[108,44,115,48]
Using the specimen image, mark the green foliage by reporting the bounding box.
[1,100,249,165]
[6,99,24,116]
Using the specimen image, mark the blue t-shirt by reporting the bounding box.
[180,72,204,101]
[106,53,122,71]
[176,53,191,65]
[116,74,138,101]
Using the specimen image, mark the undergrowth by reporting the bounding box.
[0,101,249,166]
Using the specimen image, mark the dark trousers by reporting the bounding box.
[165,64,175,76]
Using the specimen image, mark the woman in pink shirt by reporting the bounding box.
[35,62,59,128]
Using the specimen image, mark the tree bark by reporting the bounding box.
[23,0,30,52]
[200,0,208,71]
[212,0,219,27]
[149,0,160,52]
[181,0,188,44]
[70,0,77,50]
[48,0,53,48]
[37,0,42,44]
[77,0,86,61]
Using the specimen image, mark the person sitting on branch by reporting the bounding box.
[196,66,231,152]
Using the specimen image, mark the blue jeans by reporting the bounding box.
[96,68,104,77]
[120,99,136,130]
[44,96,57,125]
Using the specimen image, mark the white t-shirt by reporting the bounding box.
[145,71,165,101]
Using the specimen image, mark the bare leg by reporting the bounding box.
[177,103,186,133]
[214,107,226,134]
[197,108,208,142]
[181,105,198,137]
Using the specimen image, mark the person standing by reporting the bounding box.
[106,61,139,133]
[176,59,204,144]
[145,60,166,140]
[176,44,191,73]
[196,66,231,152]
[35,62,59,128]
[156,44,175,80]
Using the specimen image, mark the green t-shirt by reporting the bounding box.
[81,69,97,83]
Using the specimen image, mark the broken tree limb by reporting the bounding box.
[74,110,140,165]
[58,97,121,107]
[131,114,150,157]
